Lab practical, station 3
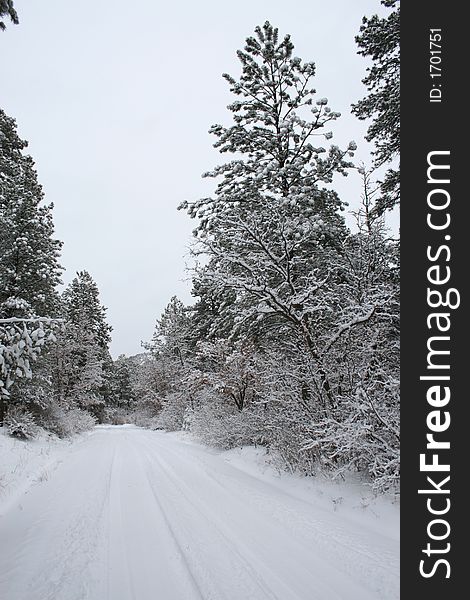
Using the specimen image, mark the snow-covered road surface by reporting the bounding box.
[0,426,399,600]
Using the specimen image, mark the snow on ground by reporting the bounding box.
[0,425,399,600]
[0,427,81,516]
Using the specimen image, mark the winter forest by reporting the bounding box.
[1,1,399,489]
[1,2,400,598]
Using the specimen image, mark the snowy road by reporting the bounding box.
[0,426,399,600]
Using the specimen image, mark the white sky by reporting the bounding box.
[1,0,394,357]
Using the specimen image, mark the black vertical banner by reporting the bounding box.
[401,2,467,597]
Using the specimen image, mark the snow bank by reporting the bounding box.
[220,444,400,540]
[168,431,399,540]
[0,428,78,515]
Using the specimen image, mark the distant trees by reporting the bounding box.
[352,0,400,214]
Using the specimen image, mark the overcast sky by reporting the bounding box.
[1,0,393,357]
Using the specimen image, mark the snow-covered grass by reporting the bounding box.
[0,427,84,515]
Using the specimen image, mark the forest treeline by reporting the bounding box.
[1,2,400,493]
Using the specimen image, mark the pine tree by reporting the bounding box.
[0,0,18,30]
[0,109,63,316]
[180,22,356,407]
[0,298,59,424]
[148,296,191,367]
[50,317,104,410]
[181,21,354,233]
[51,271,113,414]
[61,271,112,351]
[111,355,135,408]
[0,110,63,424]
[352,0,400,214]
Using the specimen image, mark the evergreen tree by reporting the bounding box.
[0,110,63,424]
[180,21,356,406]
[189,262,238,344]
[109,355,135,409]
[352,0,400,214]
[148,296,191,367]
[50,317,104,410]
[0,0,18,30]
[0,298,59,424]
[51,271,113,414]
[61,271,112,351]
[181,21,354,233]
[0,109,63,315]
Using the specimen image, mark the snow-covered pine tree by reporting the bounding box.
[148,296,192,367]
[189,263,237,344]
[0,0,18,30]
[0,109,63,315]
[0,110,63,424]
[145,297,198,430]
[352,0,400,214]
[61,271,112,352]
[180,21,356,408]
[50,271,113,415]
[110,354,135,409]
[0,298,59,424]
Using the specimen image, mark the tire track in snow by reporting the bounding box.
[0,427,398,600]
[130,454,207,600]
[11,441,117,600]
[107,430,206,600]
[147,433,399,599]
[106,445,138,600]
[137,436,317,600]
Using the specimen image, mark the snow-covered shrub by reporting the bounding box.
[0,298,59,413]
[4,405,39,439]
[303,383,400,494]
[101,406,130,425]
[38,406,96,438]
[130,391,162,428]
[187,399,263,449]
[153,392,188,431]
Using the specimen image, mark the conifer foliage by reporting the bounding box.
[0,109,63,424]
[51,271,113,413]
[0,0,18,30]
[0,110,63,316]
[352,0,400,213]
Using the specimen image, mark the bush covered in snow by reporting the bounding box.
[187,401,262,450]
[38,406,96,438]
[4,405,39,440]
[153,392,188,431]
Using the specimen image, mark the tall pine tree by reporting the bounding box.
[180,22,356,405]
[352,0,400,213]
[0,109,63,316]
[51,271,113,415]
[1,110,63,423]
